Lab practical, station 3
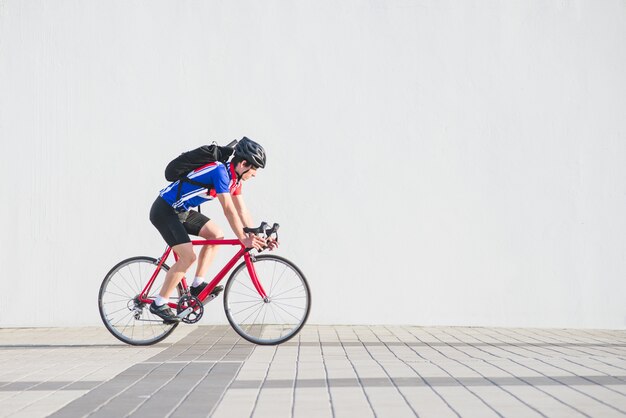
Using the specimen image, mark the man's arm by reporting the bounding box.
[233,193,279,250]
[217,193,265,249]
[232,194,254,228]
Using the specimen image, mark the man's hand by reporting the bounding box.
[267,237,279,251]
[241,234,266,250]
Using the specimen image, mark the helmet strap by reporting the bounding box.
[234,161,249,181]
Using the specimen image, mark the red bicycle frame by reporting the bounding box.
[137,239,268,308]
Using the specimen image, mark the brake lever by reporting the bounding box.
[265,223,280,238]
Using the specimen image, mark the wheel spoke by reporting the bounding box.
[106,305,131,316]
[229,288,261,299]
[270,283,304,299]
[231,300,264,316]
[103,290,134,300]
[238,303,265,325]
[271,295,306,301]
[103,298,132,304]
[269,264,289,295]
[234,280,261,297]
[108,277,134,298]
[271,301,303,322]
[270,300,306,310]
[117,268,139,295]
[229,299,264,304]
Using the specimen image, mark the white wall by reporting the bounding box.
[1,0,625,329]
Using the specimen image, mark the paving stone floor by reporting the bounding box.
[0,325,625,417]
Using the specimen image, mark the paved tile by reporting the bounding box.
[0,326,197,418]
[1,325,625,417]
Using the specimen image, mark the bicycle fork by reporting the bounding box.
[245,252,269,301]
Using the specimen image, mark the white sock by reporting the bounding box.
[192,276,205,287]
[154,295,169,306]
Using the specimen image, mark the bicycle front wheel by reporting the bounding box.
[98,256,182,346]
[224,254,311,345]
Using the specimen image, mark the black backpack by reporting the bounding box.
[165,143,235,182]
[165,142,236,202]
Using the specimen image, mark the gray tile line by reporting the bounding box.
[142,360,245,364]
[164,327,240,418]
[97,362,190,417]
[495,329,626,385]
[413,327,505,418]
[532,330,626,356]
[354,327,419,417]
[123,363,198,418]
[77,362,165,418]
[153,325,217,362]
[198,341,259,417]
[275,341,626,349]
[508,358,626,415]
[0,353,51,381]
[168,331,249,418]
[0,361,83,408]
[415,329,507,360]
[453,327,624,417]
[76,327,220,418]
[485,329,626,398]
[317,327,336,418]
[0,345,137,416]
[437,329,506,361]
[505,328,626,362]
[486,328,596,363]
[532,328,626,359]
[489,327,626,365]
[249,345,279,418]
[382,326,461,418]
[334,326,379,418]
[0,351,79,389]
[555,328,626,345]
[204,362,246,418]
[503,328,611,357]
[290,332,301,418]
[527,328,622,342]
[204,336,255,416]
[5,358,117,416]
[449,331,596,418]
[432,328,548,418]
[202,375,626,389]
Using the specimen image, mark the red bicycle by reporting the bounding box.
[98,223,311,346]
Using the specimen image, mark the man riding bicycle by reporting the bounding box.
[149,137,277,323]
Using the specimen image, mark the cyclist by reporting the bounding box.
[148,137,276,323]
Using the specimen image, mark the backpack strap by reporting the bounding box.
[175,178,213,201]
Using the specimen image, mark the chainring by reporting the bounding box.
[177,295,204,324]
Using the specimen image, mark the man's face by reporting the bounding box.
[236,161,258,181]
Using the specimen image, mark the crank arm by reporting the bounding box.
[177,307,193,318]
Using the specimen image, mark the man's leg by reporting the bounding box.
[149,242,196,323]
[159,242,196,298]
[195,221,224,279]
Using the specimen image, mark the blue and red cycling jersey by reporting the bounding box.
[159,162,242,211]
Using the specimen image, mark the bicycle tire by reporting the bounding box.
[223,254,311,345]
[98,256,182,346]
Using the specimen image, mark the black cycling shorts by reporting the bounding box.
[149,196,210,247]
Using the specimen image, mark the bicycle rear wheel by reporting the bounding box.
[224,254,311,345]
[98,256,182,346]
